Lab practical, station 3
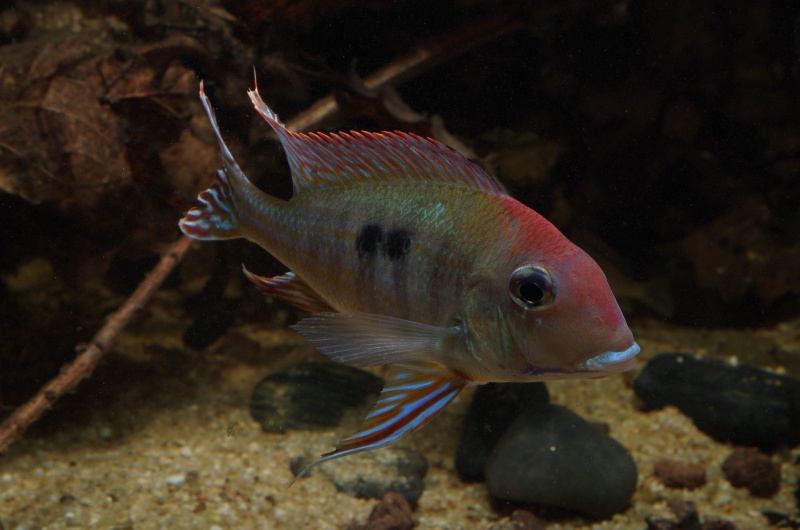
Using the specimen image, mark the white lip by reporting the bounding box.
[583,342,640,372]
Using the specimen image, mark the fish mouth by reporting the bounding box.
[581,342,640,373]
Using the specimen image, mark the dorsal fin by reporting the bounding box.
[247,87,506,197]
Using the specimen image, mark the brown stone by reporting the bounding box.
[360,492,415,530]
[508,509,545,530]
[654,459,707,490]
[721,449,780,498]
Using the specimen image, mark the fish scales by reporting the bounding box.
[243,184,501,326]
[180,82,640,482]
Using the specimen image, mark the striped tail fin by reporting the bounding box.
[179,170,242,240]
[180,82,257,241]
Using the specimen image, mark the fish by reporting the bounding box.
[179,81,640,481]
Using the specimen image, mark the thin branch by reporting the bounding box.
[0,236,193,454]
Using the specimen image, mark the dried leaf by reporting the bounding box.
[0,27,205,209]
[0,32,125,206]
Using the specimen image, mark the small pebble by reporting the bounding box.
[634,352,800,450]
[654,459,707,490]
[346,491,415,530]
[645,499,738,530]
[487,509,545,530]
[721,449,781,498]
[667,499,700,527]
[165,474,186,486]
[485,404,637,519]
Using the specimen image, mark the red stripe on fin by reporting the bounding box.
[247,86,506,197]
[290,362,466,485]
[242,267,334,313]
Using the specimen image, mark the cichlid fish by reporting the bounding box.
[180,82,640,480]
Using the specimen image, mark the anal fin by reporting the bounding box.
[291,362,467,484]
[243,267,334,313]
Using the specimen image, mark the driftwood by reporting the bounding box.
[0,0,599,455]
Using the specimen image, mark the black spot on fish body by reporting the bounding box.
[385,229,412,261]
[356,224,383,257]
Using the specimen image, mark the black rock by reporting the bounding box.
[182,301,235,350]
[485,404,637,519]
[634,352,800,450]
[456,382,549,481]
[315,446,428,503]
[250,361,383,433]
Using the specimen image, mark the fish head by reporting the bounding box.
[463,243,638,382]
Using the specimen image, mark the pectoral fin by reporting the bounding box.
[291,312,462,366]
[291,362,467,484]
[243,267,334,313]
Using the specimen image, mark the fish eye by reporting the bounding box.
[508,265,555,310]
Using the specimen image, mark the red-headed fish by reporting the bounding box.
[180,82,639,481]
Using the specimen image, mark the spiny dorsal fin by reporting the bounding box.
[247,87,506,197]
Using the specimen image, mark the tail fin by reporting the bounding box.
[179,82,253,241]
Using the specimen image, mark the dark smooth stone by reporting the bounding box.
[485,404,637,519]
[318,446,428,504]
[250,361,383,433]
[634,352,800,450]
[455,382,549,482]
[182,301,235,350]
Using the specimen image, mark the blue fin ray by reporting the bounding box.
[290,363,467,485]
